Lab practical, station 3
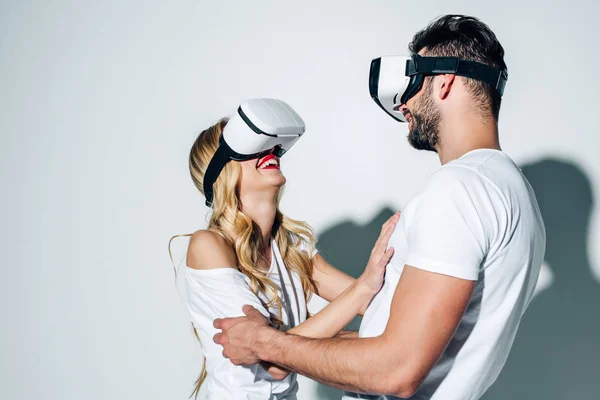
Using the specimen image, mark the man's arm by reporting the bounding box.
[260,281,374,380]
[335,330,358,339]
[219,265,474,397]
[259,217,398,380]
[264,329,359,380]
[246,170,483,393]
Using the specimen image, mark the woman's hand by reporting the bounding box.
[265,212,400,341]
[358,212,400,295]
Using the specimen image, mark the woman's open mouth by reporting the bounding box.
[257,154,280,169]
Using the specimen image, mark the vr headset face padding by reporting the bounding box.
[202,98,305,207]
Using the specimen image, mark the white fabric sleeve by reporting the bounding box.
[297,238,318,258]
[403,167,488,281]
[184,268,277,399]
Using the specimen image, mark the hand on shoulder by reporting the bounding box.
[187,230,237,271]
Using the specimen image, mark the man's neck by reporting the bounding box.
[437,113,500,165]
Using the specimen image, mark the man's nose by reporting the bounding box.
[394,104,408,113]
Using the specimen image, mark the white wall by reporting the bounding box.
[1,1,599,399]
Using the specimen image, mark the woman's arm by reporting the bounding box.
[310,255,374,317]
[265,213,399,379]
[311,212,401,315]
[262,279,377,380]
[300,213,400,338]
[289,275,380,337]
[311,254,357,302]
[291,211,398,338]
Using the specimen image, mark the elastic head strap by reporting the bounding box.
[203,136,233,207]
[406,55,508,95]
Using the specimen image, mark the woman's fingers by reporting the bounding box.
[381,211,400,233]
[372,225,393,258]
[379,247,395,266]
[371,225,389,256]
[367,212,400,270]
[373,221,397,257]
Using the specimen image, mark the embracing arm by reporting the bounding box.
[262,278,376,380]
[217,172,487,393]
[264,215,398,379]
[186,229,373,381]
[335,330,359,339]
[243,265,475,396]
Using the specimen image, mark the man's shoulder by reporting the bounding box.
[426,151,519,191]
[421,163,485,193]
[412,162,510,215]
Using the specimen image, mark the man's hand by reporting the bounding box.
[213,304,271,365]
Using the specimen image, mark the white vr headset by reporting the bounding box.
[369,54,509,122]
[203,98,305,207]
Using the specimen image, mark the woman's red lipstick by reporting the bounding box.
[257,154,280,169]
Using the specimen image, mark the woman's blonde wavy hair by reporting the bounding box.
[169,118,318,399]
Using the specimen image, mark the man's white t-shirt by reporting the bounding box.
[343,149,546,400]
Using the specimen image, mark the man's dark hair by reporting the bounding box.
[409,15,507,119]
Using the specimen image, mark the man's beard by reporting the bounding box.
[407,83,441,152]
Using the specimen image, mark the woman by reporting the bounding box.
[173,112,398,399]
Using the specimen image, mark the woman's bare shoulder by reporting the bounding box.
[186,230,237,271]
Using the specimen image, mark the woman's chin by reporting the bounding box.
[259,169,286,183]
[273,175,286,187]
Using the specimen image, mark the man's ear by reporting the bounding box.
[438,74,456,100]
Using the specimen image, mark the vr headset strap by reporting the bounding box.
[408,56,508,96]
[203,139,233,207]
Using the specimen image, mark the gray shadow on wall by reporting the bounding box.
[483,159,600,399]
[313,159,599,400]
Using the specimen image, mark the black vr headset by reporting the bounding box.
[369,54,508,122]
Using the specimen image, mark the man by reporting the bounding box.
[213,15,546,399]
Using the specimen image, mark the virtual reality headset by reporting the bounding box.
[203,98,305,207]
[369,54,509,122]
